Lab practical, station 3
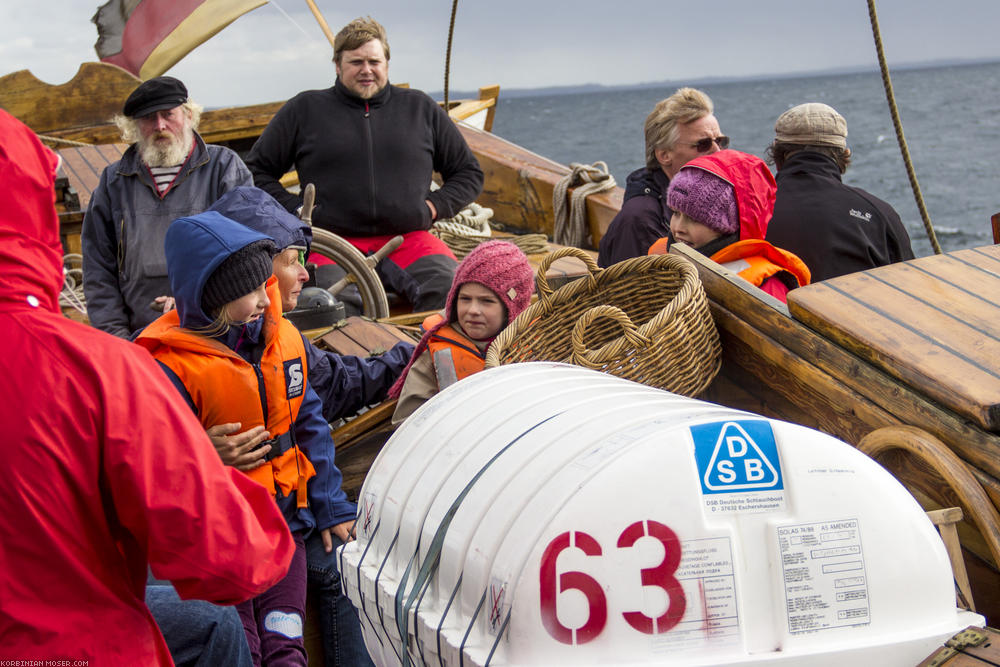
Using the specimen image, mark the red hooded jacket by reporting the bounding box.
[0,110,294,664]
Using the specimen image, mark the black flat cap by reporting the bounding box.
[122,76,188,118]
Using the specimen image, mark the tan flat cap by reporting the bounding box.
[774,103,847,148]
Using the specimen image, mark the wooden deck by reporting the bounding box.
[788,245,1000,432]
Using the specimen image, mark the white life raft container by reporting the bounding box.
[339,362,981,666]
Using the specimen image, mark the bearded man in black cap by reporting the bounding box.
[82,76,252,338]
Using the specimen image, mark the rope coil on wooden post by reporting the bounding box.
[487,249,721,396]
[552,162,616,248]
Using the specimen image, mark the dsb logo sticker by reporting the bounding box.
[691,420,783,494]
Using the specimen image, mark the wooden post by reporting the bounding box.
[303,0,336,48]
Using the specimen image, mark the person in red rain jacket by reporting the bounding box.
[0,109,294,665]
[649,150,810,302]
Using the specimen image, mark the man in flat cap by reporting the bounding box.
[765,102,914,282]
[82,76,252,338]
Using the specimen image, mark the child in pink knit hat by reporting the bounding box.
[390,240,535,424]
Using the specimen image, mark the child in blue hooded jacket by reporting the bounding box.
[137,211,356,666]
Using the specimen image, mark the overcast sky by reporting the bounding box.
[4,0,1000,108]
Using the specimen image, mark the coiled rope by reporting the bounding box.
[431,202,548,258]
[552,161,617,248]
[60,254,88,315]
[867,0,941,254]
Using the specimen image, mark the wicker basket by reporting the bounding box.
[485,248,721,396]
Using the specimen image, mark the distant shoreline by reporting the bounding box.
[431,57,1000,100]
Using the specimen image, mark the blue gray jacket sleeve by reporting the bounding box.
[304,337,415,423]
[81,167,132,339]
[295,381,355,530]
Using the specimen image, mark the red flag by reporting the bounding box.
[93,0,267,79]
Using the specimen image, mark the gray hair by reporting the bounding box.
[644,87,714,170]
[112,99,203,144]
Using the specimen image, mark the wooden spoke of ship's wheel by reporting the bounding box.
[858,425,1000,569]
[308,227,394,320]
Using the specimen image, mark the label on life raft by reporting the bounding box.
[691,420,786,514]
[777,518,870,633]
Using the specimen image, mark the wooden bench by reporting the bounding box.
[787,245,1000,432]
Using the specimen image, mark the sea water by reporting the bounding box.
[492,60,1000,257]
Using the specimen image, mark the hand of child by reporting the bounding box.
[152,295,176,312]
[322,521,357,552]
[205,422,271,471]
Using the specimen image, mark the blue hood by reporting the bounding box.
[208,186,312,254]
[165,210,275,330]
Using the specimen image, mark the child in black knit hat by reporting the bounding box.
[137,210,357,666]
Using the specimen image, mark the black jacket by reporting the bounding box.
[766,151,914,282]
[597,167,672,267]
[246,79,483,236]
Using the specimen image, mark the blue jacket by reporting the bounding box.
[208,186,414,422]
[81,133,251,338]
[143,211,355,534]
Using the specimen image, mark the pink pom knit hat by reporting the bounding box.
[442,239,534,325]
[389,240,535,398]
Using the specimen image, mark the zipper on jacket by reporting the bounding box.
[364,101,376,228]
[252,362,269,424]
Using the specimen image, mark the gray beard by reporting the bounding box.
[139,130,194,168]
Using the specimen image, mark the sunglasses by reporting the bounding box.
[298,249,307,266]
[686,135,730,152]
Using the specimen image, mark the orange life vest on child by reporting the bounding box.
[422,313,487,387]
[710,239,811,290]
[648,237,810,300]
[137,279,315,500]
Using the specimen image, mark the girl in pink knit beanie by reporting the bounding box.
[390,240,535,424]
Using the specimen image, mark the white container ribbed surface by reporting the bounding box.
[340,363,979,666]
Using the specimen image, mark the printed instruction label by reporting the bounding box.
[652,536,741,652]
[777,518,870,634]
[691,420,786,515]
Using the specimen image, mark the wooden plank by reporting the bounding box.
[314,317,413,356]
[709,304,903,444]
[670,243,1000,485]
[478,84,500,132]
[917,626,1000,666]
[788,247,1000,430]
[315,329,368,357]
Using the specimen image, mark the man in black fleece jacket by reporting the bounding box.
[246,16,484,312]
[765,103,913,282]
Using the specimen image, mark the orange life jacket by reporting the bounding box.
[710,239,811,289]
[137,279,315,500]
[647,237,810,294]
[422,313,487,387]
